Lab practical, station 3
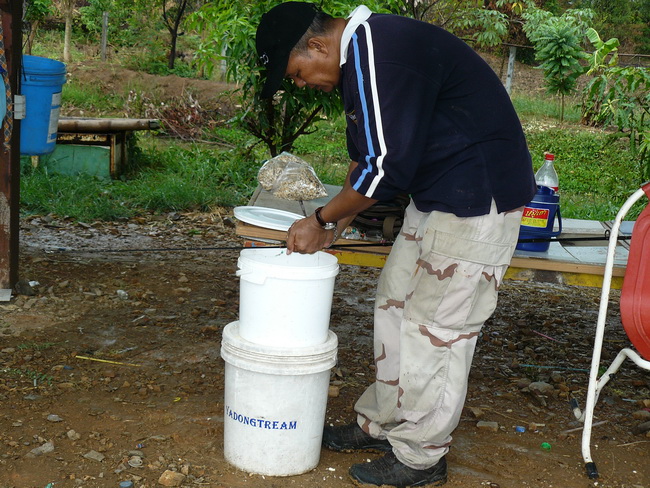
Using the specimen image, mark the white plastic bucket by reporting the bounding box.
[221,321,338,476]
[236,248,339,347]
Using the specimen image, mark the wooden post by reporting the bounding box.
[506,46,516,95]
[0,0,22,291]
[101,11,108,61]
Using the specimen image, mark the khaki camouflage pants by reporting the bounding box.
[355,200,523,469]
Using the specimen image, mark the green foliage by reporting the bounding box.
[451,7,509,47]
[522,8,593,120]
[79,0,162,47]
[584,28,619,75]
[25,0,54,23]
[1,367,53,386]
[581,65,650,180]
[535,23,587,93]
[581,27,650,180]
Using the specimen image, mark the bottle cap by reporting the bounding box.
[544,152,555,160]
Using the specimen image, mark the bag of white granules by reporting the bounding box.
[257,152,327,201]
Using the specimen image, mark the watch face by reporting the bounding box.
[324,222,337,230]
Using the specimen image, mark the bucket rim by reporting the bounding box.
[237,250,339,280]
[239,248,338,264]
[21,54,67,75]
[222,322,338,356]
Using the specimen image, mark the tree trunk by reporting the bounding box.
[63,2,73,63]
[25,19,40,55]
[168,34,177,69]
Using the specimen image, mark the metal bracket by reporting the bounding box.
[13,94,25,119]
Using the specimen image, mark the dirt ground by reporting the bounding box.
[2,55,649,488]
[1,211,649,488]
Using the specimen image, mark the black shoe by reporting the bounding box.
[322,422,392,452]
[349,451,447,487]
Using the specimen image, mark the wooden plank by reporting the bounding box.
[509,255,626,277]
[0,1,22,289]
[505,266,624,290]
[58,117,160,132]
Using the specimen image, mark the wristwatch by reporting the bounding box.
[314,206,337,230]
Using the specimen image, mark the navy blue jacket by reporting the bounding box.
[341,13,536,217]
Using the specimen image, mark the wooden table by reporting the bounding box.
[236,185,630,289]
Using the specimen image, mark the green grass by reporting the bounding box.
[20,136,261,220]
[512,94,583,124]
[62,82,126,114]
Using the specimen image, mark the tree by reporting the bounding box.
[522,8,593,121]
[162,0,190,69]
[79,0,164,50]
[61,0,74,63]
[24,0,55,55]
[581,30,650,180]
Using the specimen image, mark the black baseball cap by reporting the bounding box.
[256,2,319,98]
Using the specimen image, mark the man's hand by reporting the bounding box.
[286,214,334,254]
[285,161,377,254]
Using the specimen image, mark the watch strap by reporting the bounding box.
[314,206,330,227]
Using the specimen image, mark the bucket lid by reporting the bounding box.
[234,206,304,231]
[221,322,338,375]
[237,248,339,281]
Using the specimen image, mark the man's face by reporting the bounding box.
[285,42,340,93]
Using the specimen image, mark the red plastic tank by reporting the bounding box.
[620,182,650,360]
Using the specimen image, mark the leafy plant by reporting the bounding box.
[162,0,191,69]
[584,28,619,76]
[1,367,53,386]
[581,66,650,180]
[581,26,650,180]
[522,8,593,121]
[452,7,509,47]
[24,0,54,54]
[79,0,165,48]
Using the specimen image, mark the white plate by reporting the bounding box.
[234,206,304,231]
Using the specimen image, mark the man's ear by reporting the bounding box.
[308,37,329,56]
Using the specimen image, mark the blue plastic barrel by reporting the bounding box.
[516,186,562,252]
[19,55,67,156]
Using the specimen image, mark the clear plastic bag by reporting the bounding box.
[257,152,327,201]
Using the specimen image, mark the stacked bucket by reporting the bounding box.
[221,248,340,476]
